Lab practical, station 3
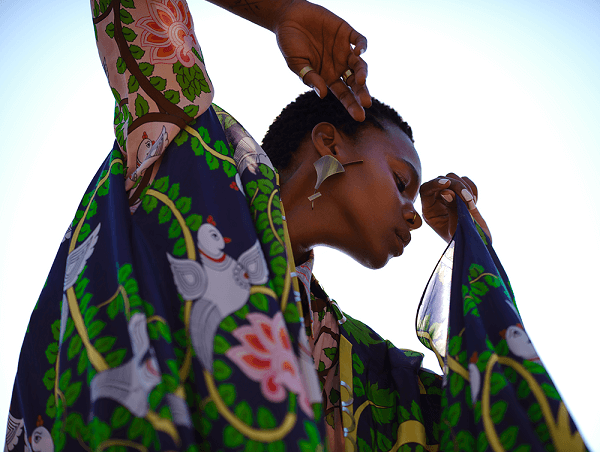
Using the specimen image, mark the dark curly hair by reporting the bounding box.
[261,91,413,171]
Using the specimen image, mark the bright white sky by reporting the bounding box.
[1,0,599,449]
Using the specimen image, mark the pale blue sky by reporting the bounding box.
[1,0,599,449]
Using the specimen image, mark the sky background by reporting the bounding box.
[1,0,599,449]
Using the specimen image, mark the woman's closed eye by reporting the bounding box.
[394,173,407,193]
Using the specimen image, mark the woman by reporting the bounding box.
[3,0,586,451]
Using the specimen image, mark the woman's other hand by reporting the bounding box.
[420,173,492,243]
[274,1,371,121]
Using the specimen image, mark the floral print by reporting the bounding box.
[136,0,198,67]
[227,312,313,417]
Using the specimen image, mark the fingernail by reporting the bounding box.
[461,189,473,202]
[442,193,454,202]
[313,86,321,97]
[359,47,366,55]
[438,178,449,185]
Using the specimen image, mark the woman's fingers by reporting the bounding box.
[302,69,327,99]
[349,29,367,56]
[421,174,478,210]
[328,78,366,121]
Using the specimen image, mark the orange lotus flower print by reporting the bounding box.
[226,312,313,416]
[136,0,198,67]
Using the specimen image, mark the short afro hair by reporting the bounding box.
[261,91,413,171]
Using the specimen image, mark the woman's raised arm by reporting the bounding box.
[208,0,372,121]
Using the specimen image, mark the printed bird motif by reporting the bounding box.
[29,425,53,452]
[60,223,101,347]
[167,216,269,371]
[503,324,540,362]
[131,126,169,182]
[89,313,162,417]
[136,131,154,167]
[4,411,24,452]
[468,351,481,404]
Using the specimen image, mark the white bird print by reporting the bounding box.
[4,412,24,452]
[136,131,154,167]
[63,223,101,292]
[29,425,53,452]
[504,324,540,362]
[90,313,162,417]
[468,352,481,405]
[131,126,169,182]
[167,216,269,370]
[60,223,101,347]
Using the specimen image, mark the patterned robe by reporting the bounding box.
[4,0,588,451]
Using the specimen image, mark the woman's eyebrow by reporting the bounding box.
[401,158,420,182]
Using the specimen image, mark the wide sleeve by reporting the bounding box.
[417,199,589,451]
[91,0,214,192]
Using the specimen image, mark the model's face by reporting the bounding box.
[333,122,422,269]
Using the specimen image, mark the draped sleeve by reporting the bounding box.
[417,199,589,451]
[91,0,214,192]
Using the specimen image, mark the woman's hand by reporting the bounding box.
[420,173,492,243]
[274,1,372,121]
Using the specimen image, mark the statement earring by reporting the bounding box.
[308,155,363,209]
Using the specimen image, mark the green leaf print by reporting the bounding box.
[128,75,139,94]
[129,45,145,60]
[45,342,58,364]
[138,62,154,77]
[185,214,203,231]
[107,349,127,367]
[257,406,276,428]
[234,401,253,425]
[158,205,172,224]
[222,160,237,177]
[218,383,236,406]
[490,400,508,424]
[343,315,383,346]
[446,402,461,427]
[168,219,182,239]
[250,293,269,312]
[77,349,88,375]
[223,425,244,448]
[164,89,180,105]
[150,76,167,91]
[105,22,115,38]
[220,316,237,332]
[527,403,542,422]
[116,57,126,74]
[111,406,132,429]
[541,383,561,400]
[353,377,365,397]
[183,105,199,118]
[135,94,150,117]
[67,335,82,360]
[214,359,232,381]
[205,152,219,170]
[65,381,82,406]
[352,353,364,374]
[213,335,230,354]
[517,379,531,399]
[500,426,519,450]
[142,195,158,213]
[43,368,56,390]
[490,372,507,395]
[523,360,546,375]
[95,336,116,354]
[175,197,192,214]
[121,0,135,7]
[119,8,134,24]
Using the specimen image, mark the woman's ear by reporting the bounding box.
[311,122,345,157]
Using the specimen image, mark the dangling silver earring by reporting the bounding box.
[308,155,363,209]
